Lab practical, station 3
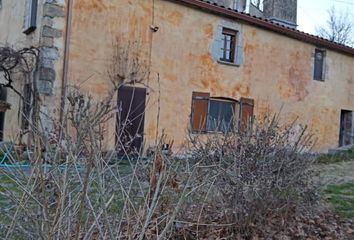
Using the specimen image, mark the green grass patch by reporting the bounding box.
[323,182,354,219]
[316,148,354,164]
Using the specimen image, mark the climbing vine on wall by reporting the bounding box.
[0,46,39,97]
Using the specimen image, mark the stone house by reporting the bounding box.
[0,0,354,153]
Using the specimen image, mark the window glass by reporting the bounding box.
[314,48,325,81]
[207,99,235,132]
[221,29,237,63]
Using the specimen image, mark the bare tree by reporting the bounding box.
[316,6,354,46]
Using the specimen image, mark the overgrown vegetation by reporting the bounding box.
[0,94,323,239]
[324,182,354,219]
[316,148,354,165]
[0,44,352,239]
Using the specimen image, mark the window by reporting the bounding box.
[313,48,326,81]
[251,0,264,11]
[220,28,237,63]
[191,92,253,133]
[23,0,38,34]
[207,99,236,132]
[212,24,244,66]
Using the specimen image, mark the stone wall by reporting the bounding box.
[38,0,65,95]
[263,0,297,27]
[211,0,297,27]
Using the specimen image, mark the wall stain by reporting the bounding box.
[233,84,250,97]
[75,0,108,12]
[161,10,183,26]
[164,73,177,82]
[198,54,221,93]
[203,24,214,38]
[288,66,309,101]
[277,51,310,102]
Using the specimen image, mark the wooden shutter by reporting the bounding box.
[23,0,38,34]
[240,97,254,132]
[191,92,209,132]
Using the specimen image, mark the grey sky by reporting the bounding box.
[297,0,354,38]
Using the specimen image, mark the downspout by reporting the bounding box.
[59,0,73,126]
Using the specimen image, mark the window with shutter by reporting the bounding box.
[23,0,38,34]
[240,97,254,132]
[191,92,209,132]
[313,48,326,81]
[191,92,242,133]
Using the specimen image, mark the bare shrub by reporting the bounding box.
[174,114,318,238]
[0,85,195,239]
[0,96,320,239]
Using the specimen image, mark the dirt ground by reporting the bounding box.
[314,161,354,186]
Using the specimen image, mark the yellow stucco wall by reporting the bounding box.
[67,0,354,152]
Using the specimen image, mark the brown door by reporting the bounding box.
[339,110,353,147]
[117,86,146,154]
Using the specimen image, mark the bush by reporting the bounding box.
[173,115,318,238]
[0,89,318,239]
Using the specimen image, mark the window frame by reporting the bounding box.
[23,0,38,35]
[212,23,244,67]
[220,28,237,63]
[313,48,326,81]
[207,98,237,133]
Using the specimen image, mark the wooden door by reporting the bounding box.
[117,86,146,154]
[339,110,353,147]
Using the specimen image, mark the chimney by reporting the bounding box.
[263,0,297,28]
[210,0,246,11]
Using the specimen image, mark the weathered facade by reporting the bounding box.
[1,0,354,152]
[0,0,65,141]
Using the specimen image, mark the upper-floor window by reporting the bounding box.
[23,0,38,34]
[313,48,326,81]
[212,23,244,66]
[251,0,264,11]
[220,28,237,63]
